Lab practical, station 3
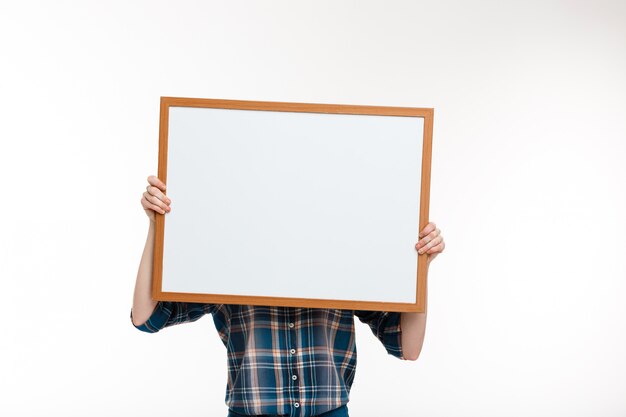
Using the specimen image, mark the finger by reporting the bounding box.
[418,235,443,254]
[146,185,169,203]
[418,222,436,238]
[144,191,170,210]
[147,175,167,192]
[143,191,170,212]
[425,243,445,267]
[426,240,445,254]
[146,185,171,204]
[147,203,166,214]
[141,196,166,214]
[416,227,440,249]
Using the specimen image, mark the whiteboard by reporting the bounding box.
[152,97,433,312]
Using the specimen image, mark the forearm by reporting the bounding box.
[131,221,159,326]
[400,264,428,361]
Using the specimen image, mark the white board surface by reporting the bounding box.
[161,106,424,304]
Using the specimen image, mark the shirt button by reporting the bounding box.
[294,402,300,408]
[290,349,296,354]
[292,374,298,381]
[288,322,294,328]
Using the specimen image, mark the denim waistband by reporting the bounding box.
[227,404,348,417]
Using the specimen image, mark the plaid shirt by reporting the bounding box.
[131,302,404,416]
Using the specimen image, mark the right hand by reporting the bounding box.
[141,175,171,223]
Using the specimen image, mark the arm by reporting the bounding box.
[130,175,217,333]
[354,310,404,359]
[400,275,427,361]
[400,222,445,361]
[131,221,159,326]
[131,175,170,327]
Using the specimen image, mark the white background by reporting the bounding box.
[1,1,625,416]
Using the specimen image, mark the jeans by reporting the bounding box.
[227,404,349,417]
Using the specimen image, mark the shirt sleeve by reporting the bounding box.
[354,310,404,360]
[130,301,219,333]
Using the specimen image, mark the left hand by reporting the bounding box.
[415,221,445,264]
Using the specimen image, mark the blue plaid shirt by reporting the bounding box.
[131,302,404,416]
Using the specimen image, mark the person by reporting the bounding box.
[131,175,445,417]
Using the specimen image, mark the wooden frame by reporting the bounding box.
[152,96,433,312]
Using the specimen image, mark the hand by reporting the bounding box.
[141,175,171,223]
[415,221,445,264]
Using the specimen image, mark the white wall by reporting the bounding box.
[1,1,625,416]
